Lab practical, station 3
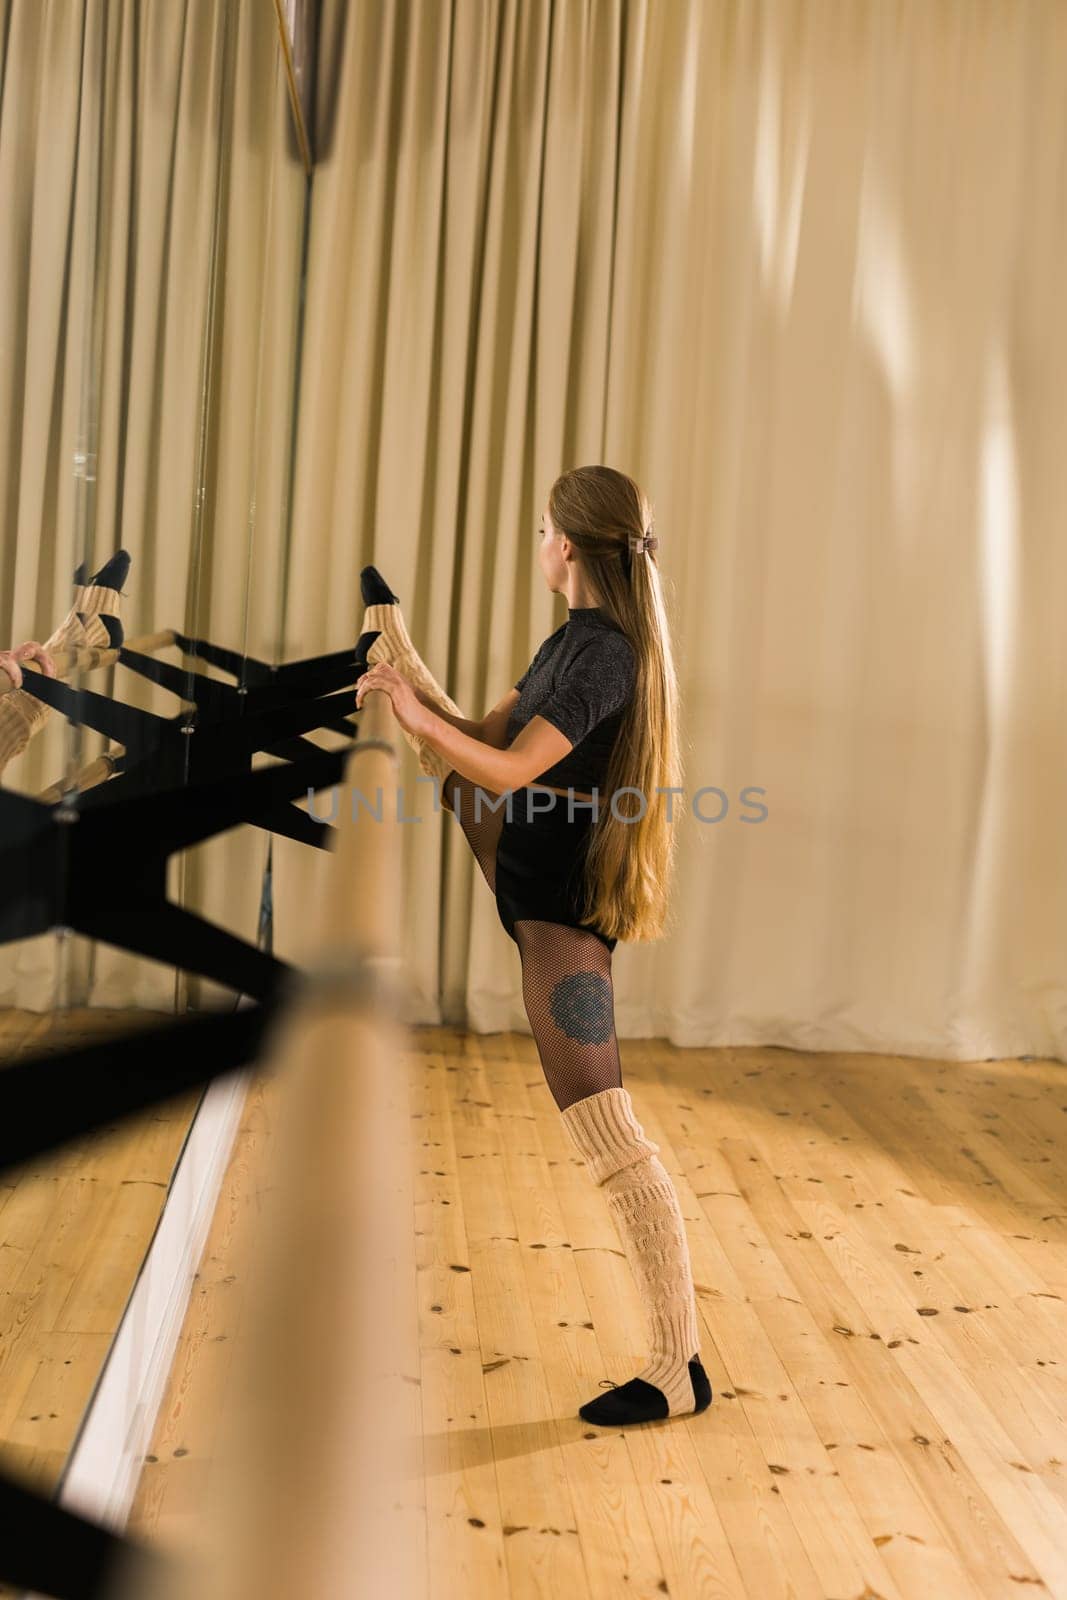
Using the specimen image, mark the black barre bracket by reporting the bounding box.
[0,1460,182,1600]
[0,747,353,998]
[19,669,360,848]
[171,626,380,691]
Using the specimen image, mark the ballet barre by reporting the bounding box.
[0,688,422,1599]
[125,684,424,1600]
[0,629,177,696]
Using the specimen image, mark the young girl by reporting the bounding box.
[355,465,712,1426]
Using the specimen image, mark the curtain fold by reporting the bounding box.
[2,0,1065,1063]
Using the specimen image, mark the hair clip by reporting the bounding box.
[628,531,658,554]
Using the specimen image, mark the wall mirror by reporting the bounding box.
[0,0,314,1514]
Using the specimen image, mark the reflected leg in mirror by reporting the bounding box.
[0,551,131,777]
[71,548,130,647]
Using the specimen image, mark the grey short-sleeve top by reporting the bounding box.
[507,606,637,790]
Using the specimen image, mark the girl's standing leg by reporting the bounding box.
[512,917,707,1422]
[439,785,709,1423]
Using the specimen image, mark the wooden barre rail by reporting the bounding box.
[107,686,423,1599]
[37,752,121,804]
[0,630,177,698]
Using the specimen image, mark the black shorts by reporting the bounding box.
[493,786,618,953]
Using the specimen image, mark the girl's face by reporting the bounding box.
[537,505,569,593]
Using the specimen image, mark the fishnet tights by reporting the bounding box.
[443,769,623,1112]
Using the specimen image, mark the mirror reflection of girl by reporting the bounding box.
[356,466,712,1426]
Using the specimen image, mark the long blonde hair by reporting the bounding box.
[548,465,683,943]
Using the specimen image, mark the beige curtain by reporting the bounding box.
[3,0,1066,1063]
[277,0,1067,1063]
[0,0,304,1011]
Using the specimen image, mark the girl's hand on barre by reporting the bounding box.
[355,660,428,737]
[0,641,57,690]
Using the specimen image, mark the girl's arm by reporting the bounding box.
[413,686,521,749]
[416,706,572,794]
[479,689,521,749]
[412,686,485,741]
[359,663,565,790]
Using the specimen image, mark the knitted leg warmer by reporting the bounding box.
[360,602,463,717]
[561,1086,712,1424]
[0,573,125,775]
[0,685,45,775]
[359,596,466,786]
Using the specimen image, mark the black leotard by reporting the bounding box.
[507,606,636,791]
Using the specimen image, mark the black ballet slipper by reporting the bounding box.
[97,614,124,649]
[690,1355,713,1411]
[74,549,130,647]
[71,549,131,594]
[578,1357,713,1427]
[360,565,399,606]
[88,549,132,593]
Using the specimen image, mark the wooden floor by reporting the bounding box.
[0,1008,193,1497]
[119,1023,1067,1600]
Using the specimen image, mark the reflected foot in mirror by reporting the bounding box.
[0,550,132,776]
[358,564,465,783]
[71,548,130,649]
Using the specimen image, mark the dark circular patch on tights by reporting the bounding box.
[549,972,615,1044]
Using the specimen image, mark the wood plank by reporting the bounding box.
[0,1007,192,1500]
[412,1039,503,1600]
[709,1048,1063,1596]
[445,1033,590,1600]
